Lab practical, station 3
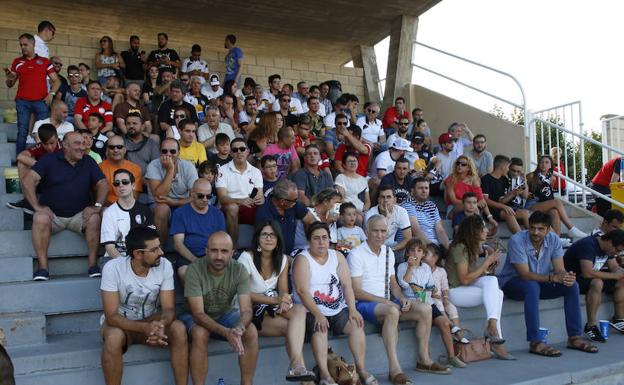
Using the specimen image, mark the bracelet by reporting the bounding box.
[487,214,493,219]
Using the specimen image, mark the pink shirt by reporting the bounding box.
[263,143,298,179]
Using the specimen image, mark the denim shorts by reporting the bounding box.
[179,310,240,340]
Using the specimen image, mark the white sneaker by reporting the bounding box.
[560,238,573,248]
[568,226,588,240]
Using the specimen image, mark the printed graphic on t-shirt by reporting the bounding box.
[313,274,344,311]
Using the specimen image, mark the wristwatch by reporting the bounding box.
[94,202,103,210]
[50,91,56,97]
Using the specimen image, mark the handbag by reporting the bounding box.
[453,329,492,363]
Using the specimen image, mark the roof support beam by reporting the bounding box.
[383,15,418,109]
[351,45,381,103]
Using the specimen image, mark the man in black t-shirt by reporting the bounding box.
[563,230,624,341]
[121,35,146,83]
[481,155,530,233]
[380,157,413,204]
[147,32,181,75]
[157,80,198,137]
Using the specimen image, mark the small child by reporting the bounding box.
[197,160,218,206]
[424,243,469,345]
[208,133,233,167]
[397,239,466,368]
[452,192,497,236]
[260,155,279,199]
[86,113,108,159]
[336,202,367,253]
[77,128,102,164]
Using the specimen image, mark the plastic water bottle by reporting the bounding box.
[217,378,225,385]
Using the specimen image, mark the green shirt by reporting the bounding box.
[184,257,250,319]
[446,243,477,288]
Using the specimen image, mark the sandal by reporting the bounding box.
[388,372,412,385]
[359,373,379,385]
[319,379,338,385]
[567,337,598,354]
[415,361,451,375]
[285,364,316,382]
[529,341,562,357]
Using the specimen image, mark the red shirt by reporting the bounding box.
[592,157,622,187]
[294,134,317,151]
[382,107,410,130]
[73,97,113,127]
[319,153,330,170]
[27,141,62,160]
[444,178,484,205]
[10,55,54,101]
[335,142,371,177]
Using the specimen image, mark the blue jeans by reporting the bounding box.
[15,99,49,154]
[503,277,582,342]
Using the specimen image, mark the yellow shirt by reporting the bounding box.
[179,141,207,167]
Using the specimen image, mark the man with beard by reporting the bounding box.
[147,32,180,75]
[123,113,160,175]
[100,226,189,385]
[386,116,410,149]
[158,80,198,137]
[448,122,474,158]
[100,136,143,205]
[182,231,258,385]
[121,35,146,85]
[466,134,493,177]
[238,96,260,135]
[114,82,152,135]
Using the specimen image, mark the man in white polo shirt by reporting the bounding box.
[349,215,448,379]
[356,102,385,152]
[363,185,412,254]
[215,138,264,246]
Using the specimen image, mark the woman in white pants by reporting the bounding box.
[445,215,515,360]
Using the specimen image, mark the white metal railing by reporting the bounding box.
[601,115,624,161]
[410,41,529,139]
[530,116,624,210]
[377,77,386,100]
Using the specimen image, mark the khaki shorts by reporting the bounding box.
[51,211,84,234]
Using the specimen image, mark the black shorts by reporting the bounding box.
[431,304,443,320]
[577,278,618,295]
[305,307,350,339]
[251,303,279,331]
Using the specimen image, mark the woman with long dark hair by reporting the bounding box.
[525,155,586,239]
[445,215,514,360]
[95,36,125,85]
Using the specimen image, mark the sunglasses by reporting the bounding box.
[107,144,124,150]
[231,146,247,153]
[399,122,409,125]
[68,73,80,77]
[174,114,186,118]
[281,197,297,204]
[161,149,178,155]
[367,109,379,114]
[52,62,62,66]
[112,179,131,187]
[336,121,348,126]
[281,98,291,102]
[455,161,468,167]
[180,78,190,82]
[195,193,210,200]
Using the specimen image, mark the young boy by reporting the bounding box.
[260,155,279,198]
[198,160,218,206]
[86,113,109,159]
[208,132,232,167]
[77,128,103,164]
[7,124,62,213]
[453,192,497,235]
[336,202,367,253]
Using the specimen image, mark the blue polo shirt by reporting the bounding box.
[255,198,308,254]
[33,151,105,217]
[169,203,226,257]
[498,230,564,288]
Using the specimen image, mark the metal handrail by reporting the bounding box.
[411,41,529,137]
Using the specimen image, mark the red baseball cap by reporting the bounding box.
[438,133,453,145]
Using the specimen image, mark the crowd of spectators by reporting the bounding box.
[5,21,624,385]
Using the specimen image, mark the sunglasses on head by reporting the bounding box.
[112,179,131,187]
[107,144,124,150]
[231,146,247,153]
[195,193,209,200]
[161,149,177,155]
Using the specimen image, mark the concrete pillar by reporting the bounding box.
[383,15,418,109]
[352,45,382,103]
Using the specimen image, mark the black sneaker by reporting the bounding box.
[33,268,50,281]
[88,265,101,278]
[6,199,34,214]
[584,324,606,342]
[610,318,624,334]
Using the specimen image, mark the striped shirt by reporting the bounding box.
[401,200,441,244]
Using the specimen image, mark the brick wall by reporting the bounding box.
[0,27,365,109]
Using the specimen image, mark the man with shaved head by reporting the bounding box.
[170,178,226,282]
[181,231,258,385]
[113,82,152,135]
[23,131,108,280]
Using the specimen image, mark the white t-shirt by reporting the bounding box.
[396,262,435,303]
[450,137,472,158]
[237,251,287,294]
[181,58,209,83]
[272,98,304,115]
[356,116,384,144]
[348,242,395,298]
[215,160,263,199]
[364,205,411,247]
[335,173,368,211]
[323,112,350,129]
[337,226,367,250]
[32,118,74,140]
[372,150,396,177]
[260,90,277,105]
[294,208,338,250]
[436,151,457,180]
[100,256,174,321]
[35,34,49,58]
[201,85,224,100]
[197,122,236,153]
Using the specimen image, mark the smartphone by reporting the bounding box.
[249,187,258,198]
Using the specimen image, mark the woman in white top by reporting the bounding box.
[293,188,340,252]
[291,222,377,385]
[335,152,370,223]
[238,220,315,382]
[96,36,125,85]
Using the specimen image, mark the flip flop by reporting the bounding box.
[285,365,316,382]
[359,373,379,385]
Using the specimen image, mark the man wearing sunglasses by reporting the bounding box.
[61,65,87,124]
[100,136,143,205]
[356,102,385,152]
[170,179,226,283]
[100,169,153,258]
[216,138,264,246]
[146,138,199,245]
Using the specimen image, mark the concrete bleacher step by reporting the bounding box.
[0,193,23,205]
[0,142,16,162]
[0,207,23,230]
[0,311,46,347]
[0,122,17,142]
